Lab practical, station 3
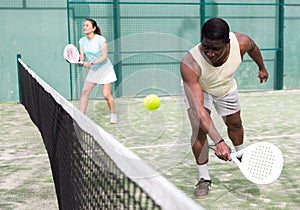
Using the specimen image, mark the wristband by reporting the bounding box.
[214,139,224,146]
[91,62,94,66]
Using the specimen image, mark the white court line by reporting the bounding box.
[246,133,300,140]
[129,133,300,150]
[0,154,48,161]
[129,143,189,150]
[1,134,299,159]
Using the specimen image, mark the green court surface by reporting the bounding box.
[1,90,300,210]
[0,103,58,210]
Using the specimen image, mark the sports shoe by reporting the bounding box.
[110,114,117,124]
[194,178,211,199]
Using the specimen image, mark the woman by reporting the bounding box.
[78,18,117,124]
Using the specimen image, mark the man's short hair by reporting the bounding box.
[201,18,230,43]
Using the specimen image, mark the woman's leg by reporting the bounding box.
[80,81,96,113]
[102,83,115,114]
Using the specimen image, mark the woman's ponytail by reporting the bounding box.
[85,18,102,35]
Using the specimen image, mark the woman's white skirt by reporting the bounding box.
[85,63,117,84]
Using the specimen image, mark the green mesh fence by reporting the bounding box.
[67,0,293,100]
[1,1,300,102]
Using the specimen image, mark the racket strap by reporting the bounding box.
[214,139,224,146]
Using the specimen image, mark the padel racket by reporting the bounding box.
[63,44,82,64]
[210,142,283,184]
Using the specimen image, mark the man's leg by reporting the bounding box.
[223,111,245,150]
[215,89,244,151]
[188,108,211,199]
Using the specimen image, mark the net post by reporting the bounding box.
[17,54,22,104]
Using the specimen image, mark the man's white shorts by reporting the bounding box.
[183,88,240,117]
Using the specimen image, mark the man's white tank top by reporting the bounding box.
[189,32,242,98]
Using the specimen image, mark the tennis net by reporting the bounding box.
[18,58,203,210]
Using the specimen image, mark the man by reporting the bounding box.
[180,18,268,199]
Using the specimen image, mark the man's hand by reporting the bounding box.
[215,141,232,161]
[258,68,269,83]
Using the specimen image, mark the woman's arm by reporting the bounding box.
[84,42,109,68]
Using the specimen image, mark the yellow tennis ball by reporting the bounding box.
[144,94,160,111]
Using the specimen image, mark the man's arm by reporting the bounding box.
[236,32,269,83]
[180,53,232,161]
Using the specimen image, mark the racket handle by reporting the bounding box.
[77,60,84,65]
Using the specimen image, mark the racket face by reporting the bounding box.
[241,142,283,184]
[63,44,80,64]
